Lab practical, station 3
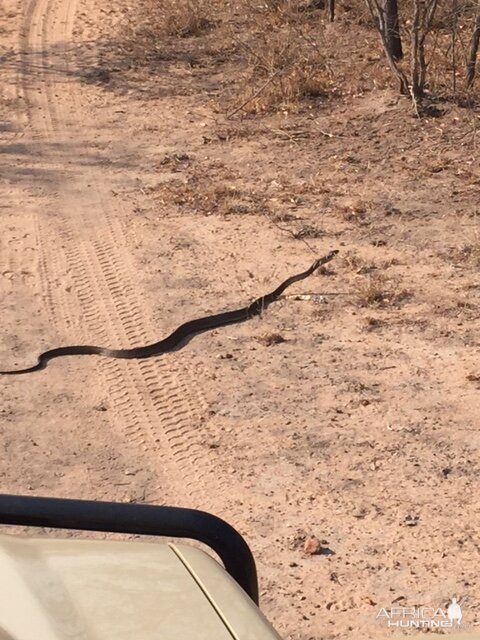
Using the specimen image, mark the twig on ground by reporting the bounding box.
[318,129,348,138]
[261,210,319,256]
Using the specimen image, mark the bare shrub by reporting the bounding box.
[122,0,214,54]
[365,0,480,105]
[234,44,328,113]
[450,232,480,267]
[355,273,412,307]
[227,1,329,114]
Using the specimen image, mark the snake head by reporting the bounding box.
[312,249,339,272]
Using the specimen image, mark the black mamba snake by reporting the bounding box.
[0,250,338,375]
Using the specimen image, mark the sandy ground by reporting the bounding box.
[1,0,480,638]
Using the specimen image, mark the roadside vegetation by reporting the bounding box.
[117,0,480,114]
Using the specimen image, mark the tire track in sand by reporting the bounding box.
[18,0,225,507]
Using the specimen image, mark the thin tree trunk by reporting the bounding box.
[451,0,459,94]
[365,0,409,94]
[385,0,403,60]
[411,0,422,97]
[466,3,480,88]
[328,0,335,22]
[410,0,438,97]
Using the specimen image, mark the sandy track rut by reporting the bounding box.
[15,0,224,506]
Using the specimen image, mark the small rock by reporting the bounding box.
[403,514,419,526]
[303,535,323,555]
[256,332,286,346]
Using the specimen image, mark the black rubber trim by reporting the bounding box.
[0,493,259,604]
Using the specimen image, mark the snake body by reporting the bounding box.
[0,251,338,375]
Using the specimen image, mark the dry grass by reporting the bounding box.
[234,49,328,114]
[342,253,379,275]
[446,218,480,268]
[116,0,330,111]
[355,274,390,307]
[355,274,412,308]
[451,242,480,268]
[256,332,287,346]
[293,224,325,239]
[150,175,269,217]
[121,0,215,56]
[363,316,387,331]
[341,199,373,226]
[227,1,330,113]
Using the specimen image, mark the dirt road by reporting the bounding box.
[1,1,479,638]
